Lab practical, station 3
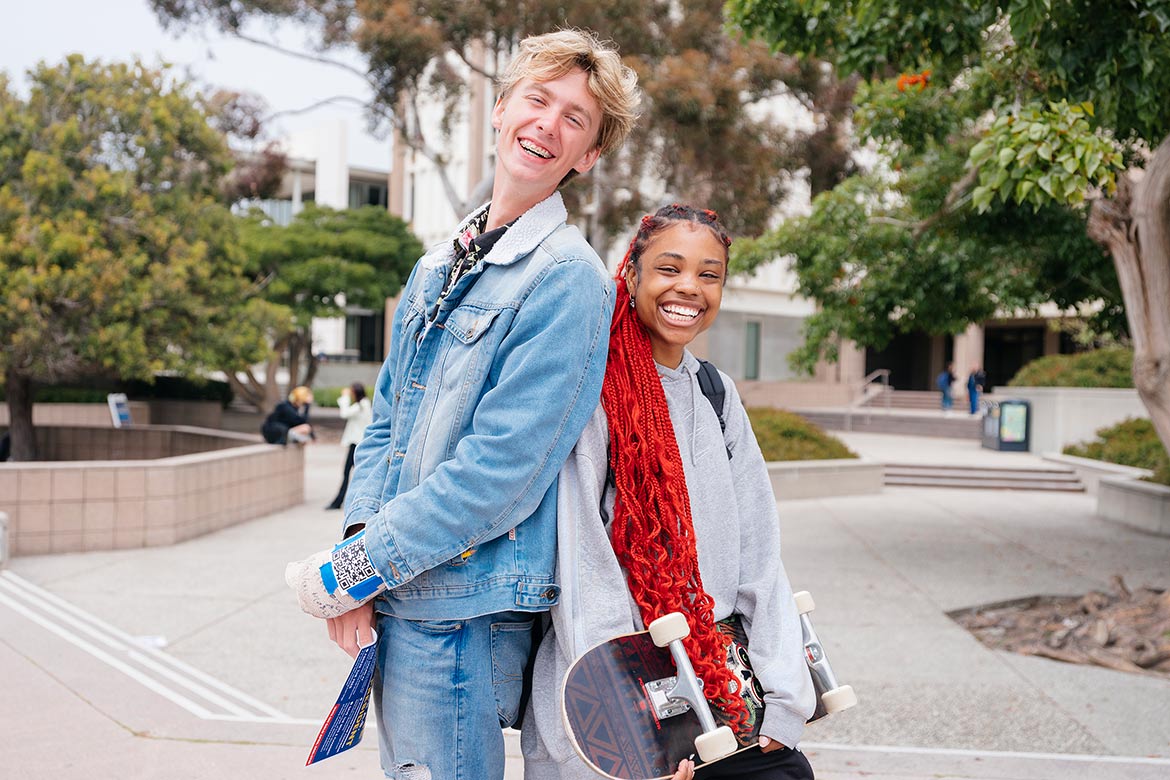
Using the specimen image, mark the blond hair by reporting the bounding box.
[288,386,313,406]
[498,29,641,158]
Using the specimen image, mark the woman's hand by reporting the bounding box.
[759,734,786,753]
[671,758,695,779]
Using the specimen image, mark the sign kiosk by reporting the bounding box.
[107,393,132,428]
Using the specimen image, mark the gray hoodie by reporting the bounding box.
[521,350,814,779]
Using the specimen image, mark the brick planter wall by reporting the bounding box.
[0,426,303,556]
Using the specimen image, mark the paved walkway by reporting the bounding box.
[2,436,1169,779]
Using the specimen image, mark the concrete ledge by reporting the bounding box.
[1097,475,1170,536]
[767,458,883,501]
[1041,452,1153,496]
[0,427,304,556]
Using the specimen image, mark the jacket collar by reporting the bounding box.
[421,192,568,270]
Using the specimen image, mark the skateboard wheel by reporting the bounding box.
[793,591,815,615]
[694,726,737,763]
[648,612,690,647]
[821,684,857,714]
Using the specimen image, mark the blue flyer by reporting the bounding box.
[306,633,378,765]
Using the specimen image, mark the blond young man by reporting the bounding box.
[285,30,640,779]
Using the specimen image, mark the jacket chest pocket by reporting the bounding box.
[441,305,506,384]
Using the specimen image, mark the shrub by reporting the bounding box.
[1008,347,1133,388]
[747,408,857,461]
[1064,417,1170,486]
[313,387,345,408]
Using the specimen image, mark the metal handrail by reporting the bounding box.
[844,369,891,431]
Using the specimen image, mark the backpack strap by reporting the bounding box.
[696,359,732,460]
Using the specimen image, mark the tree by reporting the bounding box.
[231,204,422,409]
[149,0,857,249]
[0,57,276,461]
[729,0,1170,462]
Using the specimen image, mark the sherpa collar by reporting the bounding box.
[421,191,568,270]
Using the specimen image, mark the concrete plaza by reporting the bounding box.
[2,434,1168,779]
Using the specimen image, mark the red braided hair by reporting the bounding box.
[601,205,749,734]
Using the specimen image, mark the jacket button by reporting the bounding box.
[542,588,557,600]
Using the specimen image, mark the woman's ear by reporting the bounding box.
[624,264,638,300]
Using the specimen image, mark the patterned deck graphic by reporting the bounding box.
[563,617,765,779]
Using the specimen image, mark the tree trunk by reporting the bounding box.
[301,350,320,388]
[286,331,303,395]
[1088,134,1170,458]
[4,369,37,462]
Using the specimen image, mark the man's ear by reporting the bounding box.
[491,95,506,130]
[570,145,603,177]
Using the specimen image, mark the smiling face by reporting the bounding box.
[491,68,603,207]
[625,222,727,368]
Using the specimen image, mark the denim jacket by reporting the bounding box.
[344,192,614,620]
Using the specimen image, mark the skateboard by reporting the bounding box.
[561,590,856,780]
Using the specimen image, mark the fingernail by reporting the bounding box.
[759,736,770,747]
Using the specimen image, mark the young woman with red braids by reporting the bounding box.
[521,205,816,780]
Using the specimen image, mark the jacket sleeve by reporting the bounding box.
[721,374,816,748]
[359,259,614,587]
[343,262,422,535]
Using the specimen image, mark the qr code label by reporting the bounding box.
[333,540,378,591]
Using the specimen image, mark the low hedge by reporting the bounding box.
[0,376,233,407]
[1064,417,1170,486]
[1008,347,1133,388]
[747,408,857,462]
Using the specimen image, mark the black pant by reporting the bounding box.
[327,444,357,509]
[695,746,815,780]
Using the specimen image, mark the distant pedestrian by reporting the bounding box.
[967,366,987,415]
[260,386,315,445]
[936,362,956,411]
[325,382,372,511]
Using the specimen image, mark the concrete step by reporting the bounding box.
[861,389,959,411]
[884,463,1085,492]
[795,410,983,440]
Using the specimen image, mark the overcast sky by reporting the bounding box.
[0,0,391,168]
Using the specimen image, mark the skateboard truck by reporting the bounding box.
[793,591,857,714]
[647,613,739,763]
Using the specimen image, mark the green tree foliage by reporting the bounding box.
[0,57,275,460]
[149,0,857,246]
[730,0,1170,475]
[231,205,422,409]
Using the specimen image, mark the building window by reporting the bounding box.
[345,311,385,363]
[348,181,388,209]
[744,321,761,380]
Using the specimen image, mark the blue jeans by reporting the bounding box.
[940,388,953,410]
[373,610,535,779]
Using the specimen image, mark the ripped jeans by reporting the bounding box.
[373,610,535,780]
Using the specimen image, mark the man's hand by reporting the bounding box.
[327,602,376,659]
[758,735,786,753]
[285,531,387,619]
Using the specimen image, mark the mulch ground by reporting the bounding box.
[951,577,1170,679]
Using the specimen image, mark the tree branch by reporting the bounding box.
[912,164,980,239]
[232,32,371,83]
[263,95,371,122]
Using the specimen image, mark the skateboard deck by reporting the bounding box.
[562,594,853,780]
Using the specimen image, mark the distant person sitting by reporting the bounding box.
[325,382,372,511]
[261,386,315,445]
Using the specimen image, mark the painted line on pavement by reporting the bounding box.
[0,571,310,725]
[803,741,1170,766]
